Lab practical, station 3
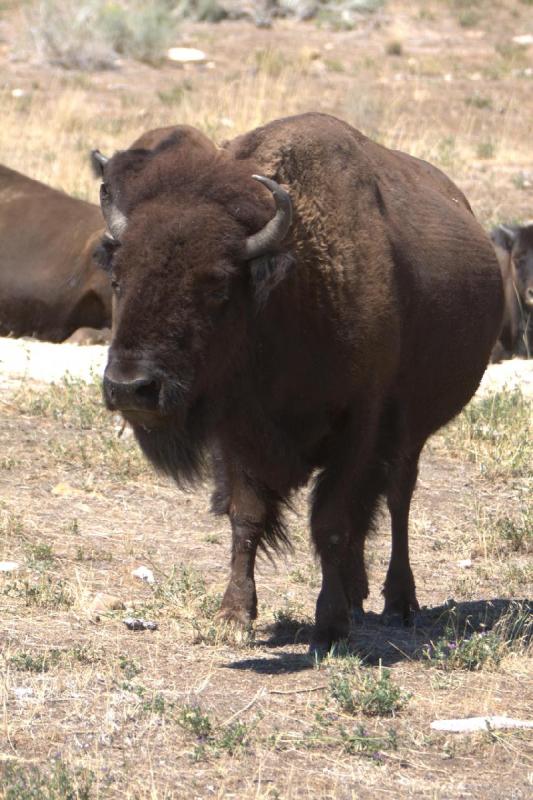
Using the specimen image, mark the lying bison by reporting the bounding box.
[0,165,111,342]
[93,113,503,653]
[490,223,532,360]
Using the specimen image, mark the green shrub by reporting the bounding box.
[424,602,532,670]
[0,759,93,800]
[9,649,61,672]
[28,1,178,69]
[330,665,410,717]
[425,630,503,671]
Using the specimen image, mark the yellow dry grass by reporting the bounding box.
[1,14,532,225]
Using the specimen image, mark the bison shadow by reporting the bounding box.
[225,597,531,674]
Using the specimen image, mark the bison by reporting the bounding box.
[490,223,532,360]
[0,164,111,342]
[93,113,503,654]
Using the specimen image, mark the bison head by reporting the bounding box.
[494,223,533,310]
[93,143,293,483]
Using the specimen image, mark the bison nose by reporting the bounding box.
[103,367,161,412]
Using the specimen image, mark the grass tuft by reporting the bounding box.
[340,724,398,761]
[424,601,532,670]
[177,704,213,739]
[2,575,74,609]
[8,649,61,673]
[330,663,410,717]
[0,758,93,800]
[443,388,532,479]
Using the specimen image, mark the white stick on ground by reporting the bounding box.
[431,716,533,733]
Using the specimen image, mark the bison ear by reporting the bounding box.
[90,149,109,178]
[491,224,518,253]
[249,252,295,306]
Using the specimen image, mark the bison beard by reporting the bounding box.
[131,407,207,488]
[96,113,504,656]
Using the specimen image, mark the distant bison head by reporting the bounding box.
[492,223,533,309]
[94,143,293,481]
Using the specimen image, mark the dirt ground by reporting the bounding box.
[0,1,532,799]
[0,343,531,799]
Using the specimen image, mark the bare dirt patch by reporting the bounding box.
[0,348,531,798]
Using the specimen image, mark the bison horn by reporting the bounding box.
[92,150,109,167]
[499,225,517,242]
[244,175,293,260]
[90,149,109,178]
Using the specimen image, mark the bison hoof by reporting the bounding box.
[215,607,255,644]
[380,602,419,627]
[308,638,334,661]
[380,610,409,627]
[309,635,352,661]
[309,615,350,660]
[351,606,365,624]
[216,606,253,628]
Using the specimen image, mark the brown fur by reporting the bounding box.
[98,112,503,652]
[0,164,111,342]
[128,124,218,155]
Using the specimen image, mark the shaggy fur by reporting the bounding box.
[97,112,503,651]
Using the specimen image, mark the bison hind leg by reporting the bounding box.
[382,447,422,624]
[310,461,386,656]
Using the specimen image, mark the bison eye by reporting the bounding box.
[100,183,109,201]
[93,235,119,272]
[111,278,121,294]
[211,289,228,304]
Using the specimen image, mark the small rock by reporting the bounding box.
[88,592,125,621]
[132,565,155,585]
[512,34,533,46]
[123,617,158,631]
[11,88,25,98]
[299,46,321,61]
[52,482,84,497]
[167,47,206,64]
[14,687,34,701]
[0,561,20,572]
[457,558,472,569]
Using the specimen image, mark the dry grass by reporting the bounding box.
[1,1,533,797]
[0,375,531,798]
[1,1,532,223]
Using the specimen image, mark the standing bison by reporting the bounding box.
[93,113,503,653]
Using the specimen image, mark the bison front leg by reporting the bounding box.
[214,468,266,628]
[218,514,262,627]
